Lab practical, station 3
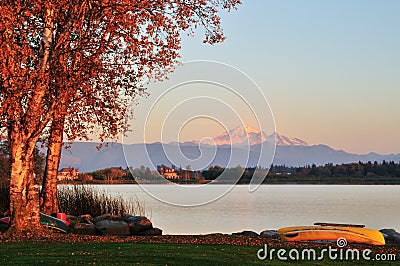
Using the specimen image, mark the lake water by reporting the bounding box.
[91,185,400,235]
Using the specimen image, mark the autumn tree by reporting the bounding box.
[0,0,240,237]
[0,2,58,237]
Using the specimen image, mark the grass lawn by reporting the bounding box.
[1,242,399,265]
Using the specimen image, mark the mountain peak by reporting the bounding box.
[211,125,267,146]
[196,125,308,147]
[240,125,260,134]
[273,132,308,146]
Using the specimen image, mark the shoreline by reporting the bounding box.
[2,233,399,249]
[58,181,400,185]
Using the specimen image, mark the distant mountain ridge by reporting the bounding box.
[193,125,308,146]
[59,127,400,172]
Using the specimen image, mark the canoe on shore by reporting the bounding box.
[40,213,69,233]
[278,223,385,246]
[0,213,68,234]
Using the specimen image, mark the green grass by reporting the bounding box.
[0,242,398,265]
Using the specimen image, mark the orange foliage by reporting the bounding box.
[0,0,240,236]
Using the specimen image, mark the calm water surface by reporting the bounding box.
[91,185,400,235]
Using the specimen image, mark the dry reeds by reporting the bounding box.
[58,185,146,217]
[0,182,145,218]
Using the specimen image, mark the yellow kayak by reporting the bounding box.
[278,223,385,246]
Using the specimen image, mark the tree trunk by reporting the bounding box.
[40,112,65,215]
[5,129,43,238]
[2,6,55,239]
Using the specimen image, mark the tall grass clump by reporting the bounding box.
[58,185,146,217]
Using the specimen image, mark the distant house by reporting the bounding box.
[157,165,198,180]
[157,165,179,180]
[57,167,79,181]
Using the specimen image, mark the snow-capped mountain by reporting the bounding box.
[58,128,399,172]
[197,125,308,146]
[60,141,400,172]
[209,125,268,145]
[273,133,308,146]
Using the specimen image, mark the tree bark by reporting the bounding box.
[5,129,43,238]
[4,7,55,239]
[40,111,65,215]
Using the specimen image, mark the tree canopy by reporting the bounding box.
[0,0,241,238]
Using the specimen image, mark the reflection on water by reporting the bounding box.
[88,185,400,235]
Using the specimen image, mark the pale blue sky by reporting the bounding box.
[129,1,400,154]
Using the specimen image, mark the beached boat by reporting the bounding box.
[0,213,68,233]
[40,213,69,233]
[278,223,385,246]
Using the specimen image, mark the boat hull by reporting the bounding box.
[278,226,385,246]
[40,213,69,233]
[0,213,68,234]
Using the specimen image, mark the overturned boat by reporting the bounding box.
[0,213,68,233]
[278,222,385,246]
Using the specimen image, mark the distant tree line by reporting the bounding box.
[88,167,126,181]
[84,166,158,181]
[59,161,400,183]
[4,158,398,184]
[201,161,400,184]
[269,161,400,178]
[125,166,159,180]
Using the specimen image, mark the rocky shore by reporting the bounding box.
[66,213,400,247]
[2,213,400,254]
[68,214,162,237]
